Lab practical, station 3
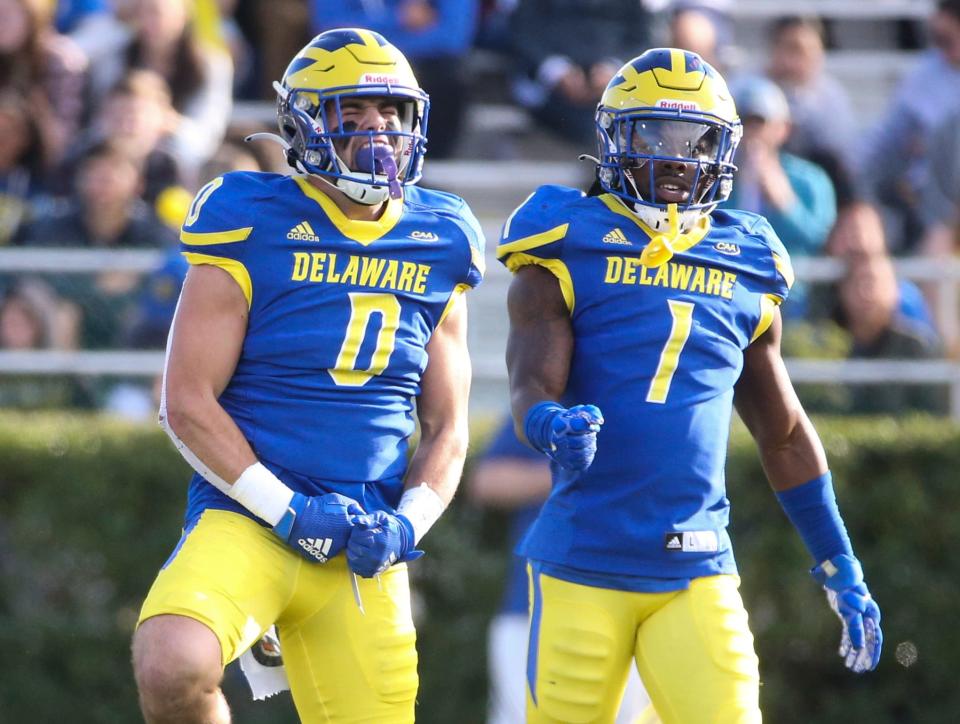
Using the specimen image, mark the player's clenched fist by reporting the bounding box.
[346,511,424,578]
[523,401,604,472]
[273,493,364,563]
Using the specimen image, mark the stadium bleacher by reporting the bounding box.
[3,0,958,417]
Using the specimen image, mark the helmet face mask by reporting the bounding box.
[276,29,430,205]
[595,49,741,231]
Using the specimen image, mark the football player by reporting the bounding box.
[132,28,483,723]
[500,48,881,723]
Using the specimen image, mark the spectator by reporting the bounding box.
[76,70,187,203]
[727,75,836,259]
[0,0,89,169]
[312,1,479,158]
[96,0,233,169]
[232,0,311,99]
[125,248,188,349]
[199,139,262,182]
[0,279,90,408]
[22,141,174,251]
[20,142,175,349]
[509,0,653,147]
[858,0,960,251]
[669,7,723,71]
[919,106,960,261]
[766,16,858,205]
[0,92,48,245]
[825,201,938,341]
[467,417,654,724]
[834,253,946,415]
[54,0,128,82]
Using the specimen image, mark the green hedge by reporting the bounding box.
[0,413,956,723]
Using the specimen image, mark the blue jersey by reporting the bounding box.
[498,185,792,581]
[178,171,484,525]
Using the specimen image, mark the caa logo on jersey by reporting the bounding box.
[409,230,439,242]
[656,99,700,111]
[714,241,741,256]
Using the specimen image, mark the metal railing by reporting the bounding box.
[2,249,959,415]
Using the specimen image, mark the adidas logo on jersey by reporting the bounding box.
[602,228,631,245]
[298,536,333,561]
[288,221,320,242]
[665,533,683,550]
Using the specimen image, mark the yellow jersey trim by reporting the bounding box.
[496,223,569,258]
[598,194,712,248]
[505,252,575,313]
[180,227,253,246]
[772,252,795,290]
[750,294,782,343]
[293,175,402,245]
[437,283,470,326]
[182,252,253,309]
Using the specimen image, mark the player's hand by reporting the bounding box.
[346,511,424,578]
[272,492,363,563]
[547,404,604,472]
[811,554,883,673]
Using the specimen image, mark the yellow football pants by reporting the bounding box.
[138,509,417,723]
[526,567,761,724]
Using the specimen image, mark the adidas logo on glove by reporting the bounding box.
[298,536,333,562]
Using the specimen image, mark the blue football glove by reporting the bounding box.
[811,554,883,673]
[524,402,604,472]
[272,492,363,563]
[346,511,424,578]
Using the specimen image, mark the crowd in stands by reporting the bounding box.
[0,0,959,419]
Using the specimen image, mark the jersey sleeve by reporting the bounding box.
[178,173,255,307]
[743,215,794,344]
[745,214,794,303]
[497,185,578,311]
[457,197,486,289]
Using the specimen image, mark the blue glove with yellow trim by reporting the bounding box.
[273,492,363,564]
[812,554,883,673]
[524,401,604,472]
[346,511,424,578]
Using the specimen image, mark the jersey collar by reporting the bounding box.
[598,193,712,249]
[293,175,403,245]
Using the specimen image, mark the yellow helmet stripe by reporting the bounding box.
[356,29,379,49]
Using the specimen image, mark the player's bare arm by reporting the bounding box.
[736,306,881,672]
[506,264,573,433]
[405,291,472,507]
[505,264,602,471]
[163,264,255,483]
[734,306,828,491]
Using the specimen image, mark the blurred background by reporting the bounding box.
[1,0,959,722]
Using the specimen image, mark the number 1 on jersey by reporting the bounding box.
[647,300,694,404]
[330,292,401,387]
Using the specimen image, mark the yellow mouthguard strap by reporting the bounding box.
[639,204,710,268]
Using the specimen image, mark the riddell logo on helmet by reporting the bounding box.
[656,99,700,111]
[361,73,402,85]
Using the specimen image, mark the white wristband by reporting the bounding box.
[228,462,295,527]
[396,482,445,544]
